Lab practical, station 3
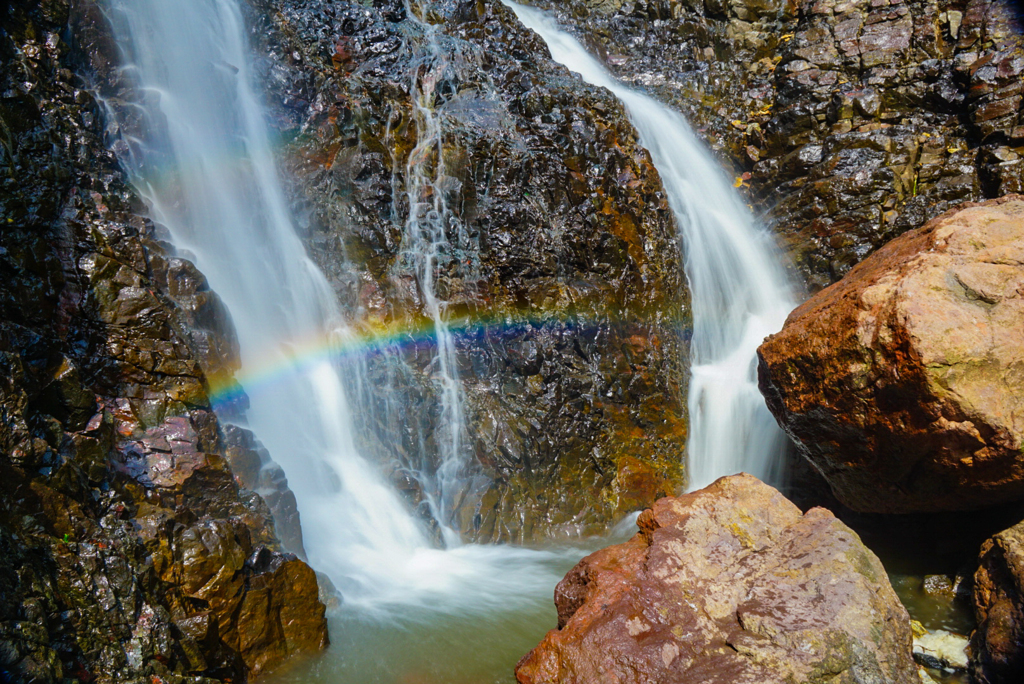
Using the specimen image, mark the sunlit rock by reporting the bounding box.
[759,196,1024,513]
[516,473,916,684]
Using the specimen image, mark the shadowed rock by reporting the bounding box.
[971,518,1024,684]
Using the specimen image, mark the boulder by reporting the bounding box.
[515,473,916,684]
[970,519,1024,684]
[758,196,1024,513]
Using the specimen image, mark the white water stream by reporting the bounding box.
[505,1,796,491]
[99,0,567,618]
[396,13,482,540]
[100,0,796,678]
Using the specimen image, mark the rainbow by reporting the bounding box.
[206,306,691,409]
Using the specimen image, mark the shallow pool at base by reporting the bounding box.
[265,547,584,684]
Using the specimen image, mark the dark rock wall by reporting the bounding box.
[248,0,692,542]
[0,2,326,682]
[525,0,1024,291]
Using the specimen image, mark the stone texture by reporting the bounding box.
[913,628,968,671]
[970,518,1024,684]
[527,0,1024,291]
[758,195,1024,513]
[244,0,691,542]
[0,1,326,682]
[515,474,916,684]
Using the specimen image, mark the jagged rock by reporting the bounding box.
[249,0,691,541]
[222,424,307,558]
[758,196,1024,513]
[970,519,1024,684]
[515,474,916,684]
[528,0,1024,290]
[0,2,326,682]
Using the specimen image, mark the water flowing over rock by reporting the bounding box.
[971,518,1024,684]
[504,0,795,496]
[524,0,1024,291]
[758,195,1024,513]
[248,0,691,541]
[515,473,916,684]
[0,2,326,681]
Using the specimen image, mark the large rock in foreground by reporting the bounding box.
[759,196,1024,513]
[971,519,1024,684]
[515,474,915,684]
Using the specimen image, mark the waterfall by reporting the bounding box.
[395,15,480,539]
[100,0,439,601]
[98,0,576,618]
[504,1,796,491]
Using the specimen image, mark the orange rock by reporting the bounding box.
[759,195,1024,513]
[516,474,915,684]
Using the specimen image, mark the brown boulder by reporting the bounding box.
[758,195,1024,513]
[971,519,1024,684]
[237,550,329,676]
[515,474,915,684]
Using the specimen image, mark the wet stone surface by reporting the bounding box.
[516,474,917,684]
[248,0,692,542]
[0,2,327,682]
[523,0,1024,292]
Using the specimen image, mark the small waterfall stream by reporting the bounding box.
[505,1,797,491]
[396,13,480,539]
[99,0,797,679]
[100,0,569,620]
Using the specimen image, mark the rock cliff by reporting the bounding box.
[1,1,327,681]
[524,0,1024,291]
[247,0,692,541]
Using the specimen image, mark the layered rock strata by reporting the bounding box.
[0,1,327,681]
[758,195,1024,513]
[248,0,692,541]
[515,473,916,684]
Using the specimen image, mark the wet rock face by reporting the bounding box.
[251,0,691,541]
[971,518,1024,684]
[515,474,916,684]
[527,0,1024,291]
[0,2,326,682]
[758,196,1024,513]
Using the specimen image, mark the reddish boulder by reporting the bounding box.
[758,196,1024,513]
[515,474,915,684]
[971,519,1024,684]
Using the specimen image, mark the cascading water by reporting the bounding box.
[394,16,481,537]
[98,0,796,678]
[99,0,435,602]
[505,1,797,491]
[99,0,569,618]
